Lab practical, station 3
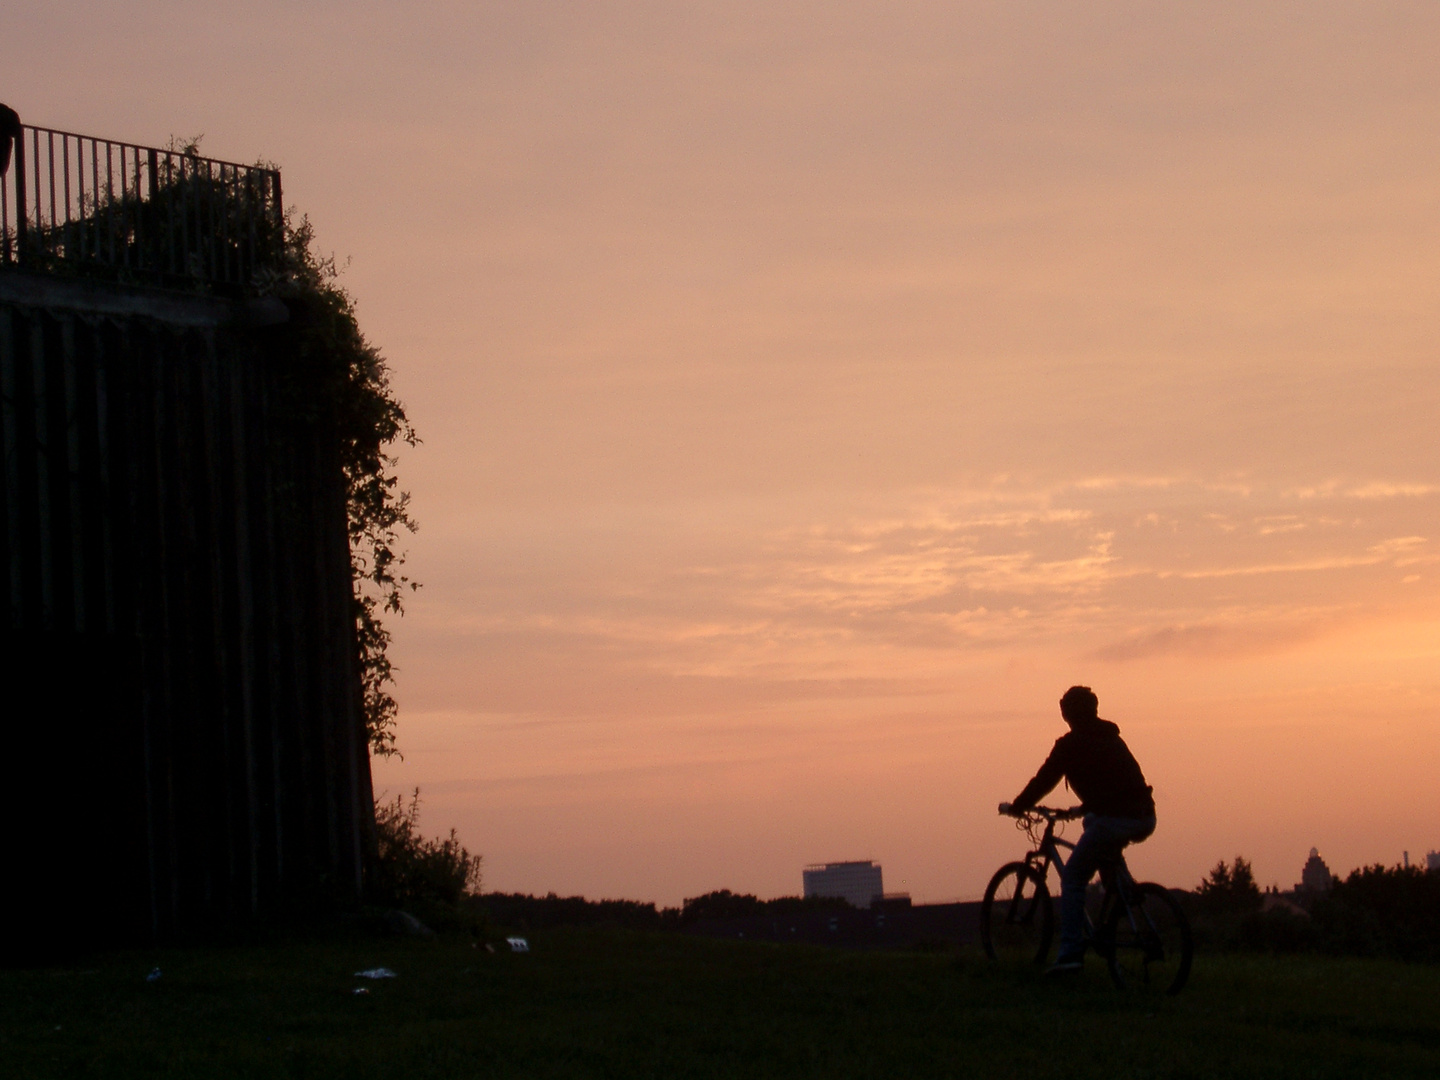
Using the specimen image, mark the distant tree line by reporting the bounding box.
[671,889,852,923]
[365,799,858,934]
[470,892,669,932]
[1188,856,1440,962]
[467,865,1440,962]
[463,888,853,933]
[369,813,1440,964]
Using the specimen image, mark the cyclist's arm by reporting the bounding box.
[1009,738,1068,812]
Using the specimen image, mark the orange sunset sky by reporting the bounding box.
[15,2,1440,904]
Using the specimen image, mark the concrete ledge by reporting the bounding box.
[0,269,288,328]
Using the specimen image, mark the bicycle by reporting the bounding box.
[979,804,1193,996]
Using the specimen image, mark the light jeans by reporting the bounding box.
[1057,813,1156,961]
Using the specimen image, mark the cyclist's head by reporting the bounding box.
[1059,685,1099,724]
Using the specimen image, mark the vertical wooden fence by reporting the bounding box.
[0,287,373,948]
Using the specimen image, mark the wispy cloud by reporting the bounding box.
[421,478,1440,678]
[1174,555,1381,580]
[1288,481,1440,501]
[1087,612,1339,663]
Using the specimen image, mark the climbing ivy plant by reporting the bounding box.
[271,214,419,758]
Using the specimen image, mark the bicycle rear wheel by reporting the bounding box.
[1103,882,1192,995]
[980,862,1053,965]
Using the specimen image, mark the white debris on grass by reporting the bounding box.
[507,937,529,953]
[353,967,399,979]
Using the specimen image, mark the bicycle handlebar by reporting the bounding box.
[998,802,1084,820]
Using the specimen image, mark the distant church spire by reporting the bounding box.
[1299,848,1331,892]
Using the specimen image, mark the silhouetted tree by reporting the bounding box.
[1196,856,1263,916]
[677,889,851,924]
[680,890,769,922]
[472,892,665,932]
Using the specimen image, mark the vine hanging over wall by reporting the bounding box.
[270,214,419,758]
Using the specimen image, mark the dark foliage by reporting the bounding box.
[1187,856,1266,950]
[472,892,668,933]
[269,216,418,756]
[1311,864,1440,962]
[468,889,855,934]
[1195,856,1263,916]
[1187,856,1440,962]
[678,889,851,924]
[370,790,481,908]
[678,889,769,922]
[17,138,286,294]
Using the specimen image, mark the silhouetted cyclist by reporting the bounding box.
[999,685,1155,974]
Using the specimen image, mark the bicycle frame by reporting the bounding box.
[1016,811,1138,949]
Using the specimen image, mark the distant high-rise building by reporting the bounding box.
[1296,847,1332,893]
[803,861,884,909]
[1427,851,1440,873]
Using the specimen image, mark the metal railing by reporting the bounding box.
[1,114,284,294]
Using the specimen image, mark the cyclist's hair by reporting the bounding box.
[1060,685,1098,720]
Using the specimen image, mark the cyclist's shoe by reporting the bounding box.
[1045,956,1084,976]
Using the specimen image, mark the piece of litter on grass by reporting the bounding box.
[353,967,399,979]
[352,987,370,995]
[145,967,162,983]
[484,943,496,954]
[507,937,529,953]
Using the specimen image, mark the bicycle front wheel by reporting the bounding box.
[1103,882,1193,996]
[980,862,1052,965]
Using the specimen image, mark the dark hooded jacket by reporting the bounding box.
[1012,717,1155,819]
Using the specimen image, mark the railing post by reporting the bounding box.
[148,149,159,279]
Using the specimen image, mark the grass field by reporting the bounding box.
[3,928,1437,1078]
